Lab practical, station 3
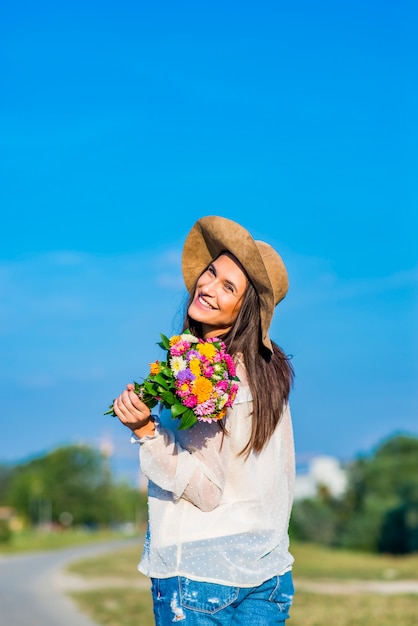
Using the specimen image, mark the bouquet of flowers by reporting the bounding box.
[105,329,240,429]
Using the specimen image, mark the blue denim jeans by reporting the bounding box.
[150,571,294,624]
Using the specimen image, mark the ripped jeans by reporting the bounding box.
[150,571,294,625]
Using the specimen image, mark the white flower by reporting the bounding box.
[218,394,228,409]
[171,355,188,376]
[181,333,199,343]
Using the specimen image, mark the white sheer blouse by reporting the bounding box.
[134,364,295,587]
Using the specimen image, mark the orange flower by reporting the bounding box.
[197,342,217,362]
[149,361,161,375]
[217,408,227,420]
[189,358,202,377]
[192,376,213,403]
[169,335,181,346]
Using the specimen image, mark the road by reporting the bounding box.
[0,538,140,626]
[2,538,417,626]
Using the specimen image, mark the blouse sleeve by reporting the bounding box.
[281,402,296,513]
[137,418,230,512]
[137,360,249,513]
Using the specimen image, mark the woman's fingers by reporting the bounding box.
[113,387,151,429]
[127,388,147,411]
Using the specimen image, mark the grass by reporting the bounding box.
[291,541,418,580]
[0,527,131,554]
[70,588,154,626]
[67,539,142,585]
[70,588,418,626]
[290,591,418,626]
[67,544,144,578]
[66,542,418,626]
[66,541,418,581]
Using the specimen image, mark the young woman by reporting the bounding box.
[113,216,295,625]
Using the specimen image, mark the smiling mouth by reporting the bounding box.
[198,294,216,310]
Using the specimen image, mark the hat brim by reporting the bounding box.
[182,216,287,353]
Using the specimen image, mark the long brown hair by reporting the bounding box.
[183,256,294,456]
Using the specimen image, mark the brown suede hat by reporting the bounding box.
[182,216,288,353]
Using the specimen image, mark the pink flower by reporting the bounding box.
[215,380,229,393]
[170,340,191,356]
[224,353,236,377]
[202,365,215,378]
[225,383,239,407]
[183,395,198,408]
[194,399,216,416]
[175,380,193,398]
[202,336,219,344]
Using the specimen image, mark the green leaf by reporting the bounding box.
[170,403,188,417]
[141,397,158,410]
[160,391,177,405]
[153,374,171,387]
[158,334,171,350]
[177,409,198,430]
[142,380,156,391]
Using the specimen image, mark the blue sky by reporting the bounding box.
[1,1,417,482]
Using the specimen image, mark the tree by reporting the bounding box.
[337,434,418,553]
[290,434,418,554]
[290,496,339,545]
[0,464,13,504]
[6,444,142,527]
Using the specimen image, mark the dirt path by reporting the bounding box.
[295,578,418,595]
[55,570,150,592]
[57,570,418,596]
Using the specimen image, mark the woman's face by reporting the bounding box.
[188,253,247,339]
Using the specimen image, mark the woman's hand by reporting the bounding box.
[113,383,155,437]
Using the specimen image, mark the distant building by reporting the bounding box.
[294,455,348,500]
[0,506,24,531]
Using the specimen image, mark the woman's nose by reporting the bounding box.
[200,275,217,293]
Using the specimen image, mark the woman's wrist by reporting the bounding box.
[130,416,156,439]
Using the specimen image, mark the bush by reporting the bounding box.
[0,519,12,544]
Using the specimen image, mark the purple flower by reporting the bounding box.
[177,368,195,383]
[186,349,200,360]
